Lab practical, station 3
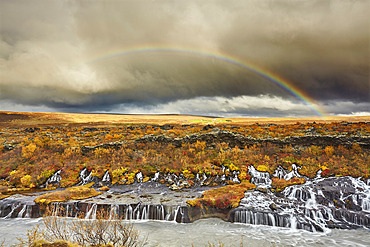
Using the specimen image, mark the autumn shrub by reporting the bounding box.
[1,121,369,190]
[187,182,256,209]
[271,177,306,192]
[16,208,145,247]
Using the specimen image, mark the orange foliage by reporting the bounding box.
[187,182,256,209]
[271,177,306,192]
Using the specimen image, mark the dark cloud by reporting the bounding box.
[0,0,369,116]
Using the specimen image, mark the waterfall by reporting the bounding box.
[233,176,370,232]
[125,205,133,220]
[152,172,160,182]
[3,203,20,219]
[248,165,271,187]
[102,171,110,183]
[46,170,62,186]
[17,204,27,218]
[136,172,143,183]
[85,204,97,219]
[109,204,119,219]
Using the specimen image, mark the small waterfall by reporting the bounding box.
[24,205,32,218]
[160,205,165,220]
[109,204,119,219]
[136,172,143,183]
[102,171,110,183]
[125,205,133,220]
[3,203,21,219]
[173,206,180,222]
[268,213,276,227]
[17,204,27,218]
[284,164,302,181]
[248,165,271,187]
[152,172,160,182]
[231,171,240,183]
[52,203,60,216]
[79,168,93,185]
[117,204,182,222]
[133,204,141,219]
[85,203,97,219]
[141,205,147,220]
[46,170,62,186]
[290,215,297,230]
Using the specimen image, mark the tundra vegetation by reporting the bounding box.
[0,112,369,208]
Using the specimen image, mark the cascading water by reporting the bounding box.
[45,170,62,186]
[1,166,368,233]
[85,203,97,219]
[78,168,93,185]
[102,171,110,183]
[248,165,271,187]
[231,167,370,232]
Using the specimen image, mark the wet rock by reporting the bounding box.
[256,187,269,194]
[24,127,40,133]
[81,127,99,132]
[3,143,16,152]
[269,203,278,211]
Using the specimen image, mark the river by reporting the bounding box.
[1,218,369,247]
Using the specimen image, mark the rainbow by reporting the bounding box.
[86,45,326,117]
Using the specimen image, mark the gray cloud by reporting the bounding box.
[0,0,369,116]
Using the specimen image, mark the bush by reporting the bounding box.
[187,182,256,209]
[16,207,146,247]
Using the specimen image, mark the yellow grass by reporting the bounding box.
[1,111,369,127]
[34,182,102,204]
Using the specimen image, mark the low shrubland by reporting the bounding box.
[0,121,368,191]
[16,207,146,247]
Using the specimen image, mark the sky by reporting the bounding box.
[0,0,369,117]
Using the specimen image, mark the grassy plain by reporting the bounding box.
[1,111,369,127]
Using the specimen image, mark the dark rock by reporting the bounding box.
[136,129,370,149]
[81,141,126,154]
[202,124,214,131]
[24,127,40,133]
[269,203,278,211]
[81,127,99,132]
[3,143,16,151]
[256,187,269,194]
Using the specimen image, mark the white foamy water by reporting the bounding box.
[1,218,369,247]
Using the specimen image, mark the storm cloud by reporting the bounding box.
[0,0,369,116]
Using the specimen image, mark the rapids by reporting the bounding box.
[0,218,369,246]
